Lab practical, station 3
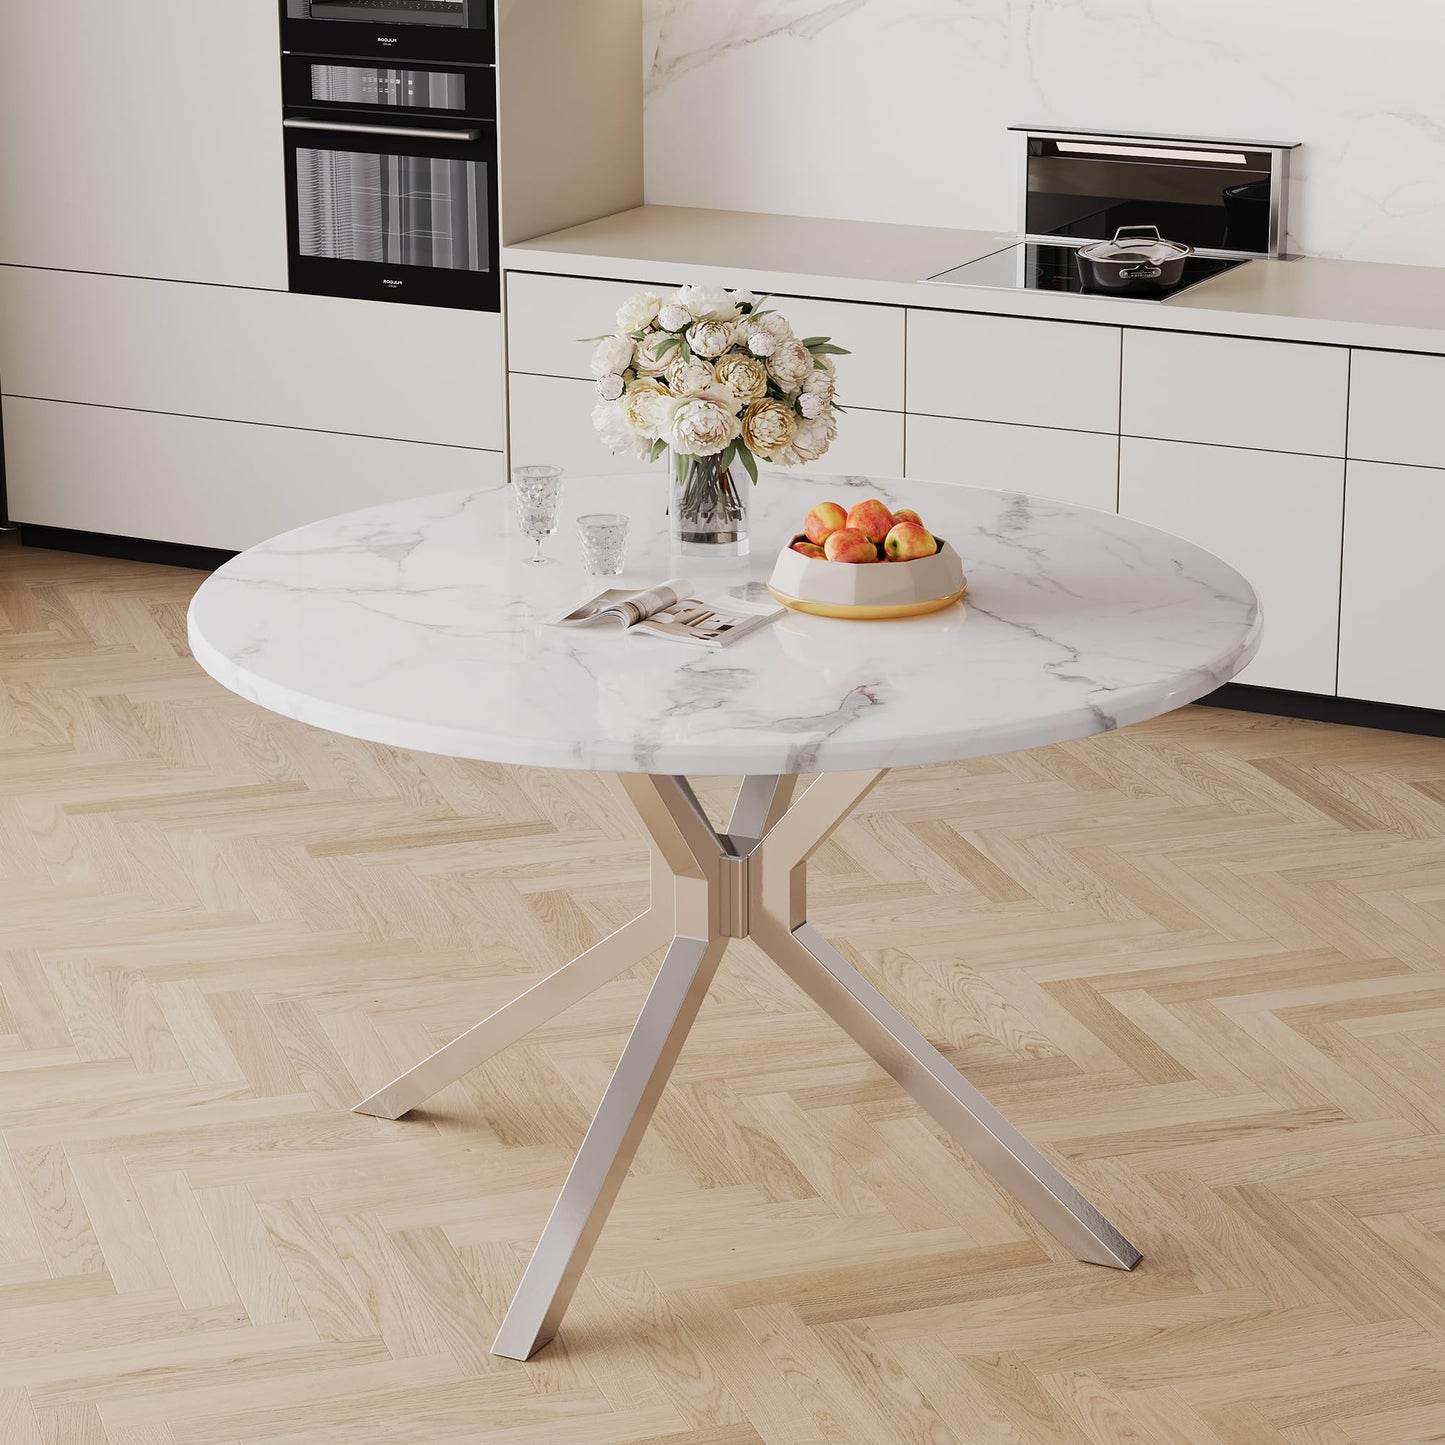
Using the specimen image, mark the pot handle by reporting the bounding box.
[1119,262,1163,280]
[1111,224,1164,244]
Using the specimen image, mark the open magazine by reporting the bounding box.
[554,578,781,649]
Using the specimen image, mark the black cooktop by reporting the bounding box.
[926,242,1250,302]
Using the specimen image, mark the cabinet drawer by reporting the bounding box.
[0,267,504,450]
[1348,350,1445,468]
[906,310,1120,433]
[906,415,1117,512]
[510,372,904,481]
[507,272,906,411]
[1122,330,1348,456]
[1339,461,1445,710]
[1,397,502,552]
[1119,438,1343,694]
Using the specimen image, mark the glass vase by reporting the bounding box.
[670,449,750,557]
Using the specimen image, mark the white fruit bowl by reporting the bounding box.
[768,537,968,619]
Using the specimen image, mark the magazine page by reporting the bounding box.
[555,579,691,628]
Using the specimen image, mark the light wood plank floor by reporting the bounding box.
[3,534,1445,1445]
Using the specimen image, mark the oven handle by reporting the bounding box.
[283,117,482,143]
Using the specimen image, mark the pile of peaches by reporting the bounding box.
[790,498,939,563]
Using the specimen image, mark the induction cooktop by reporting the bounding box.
[925,242,1252,303]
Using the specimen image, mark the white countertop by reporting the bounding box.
[503,205,1445,355]
[186,472,1260,776]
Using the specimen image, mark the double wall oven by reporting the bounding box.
[279,1,499,310]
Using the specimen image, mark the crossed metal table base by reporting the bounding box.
[353,770,1142,1361]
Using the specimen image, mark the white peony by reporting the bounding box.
[715,352,769,406]
[657,303,692,333]
[740,399,798,460]
[666,355,718,396]
[746,330,777,358]
[729,287,759,309]
[592,398,649,457]
[798,391,827,420]
[624,378,670,439]
[633,330,677,376]
[778,410,837,465]
[802,367,835,404]
[616,291,662,334]
[675,283,740,323]
[767,337,815,392]
[591,333,635,379]
[668,397,741,457]
[596,372,625,402]
[686,319,735,358]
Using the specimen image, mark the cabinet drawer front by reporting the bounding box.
[1339,461,1445,710]
[1348,350,1445,468]
[906,415,1118,512]
[1119,438,1342,695]
[1122,330,1348,456]
[508,272,905,411]
[0,268,504,451]
[906,310,1120,433]
[510,372,904,481]
[1,397,502,552]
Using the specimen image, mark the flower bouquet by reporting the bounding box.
[588,285,848,555]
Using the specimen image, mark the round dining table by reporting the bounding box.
[187,470,1260,1361]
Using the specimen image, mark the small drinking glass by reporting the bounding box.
[577,513,629,576]
[513,464,563,565]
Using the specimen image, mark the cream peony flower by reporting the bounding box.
[714,352,769,406]
[592,398,649,458]
[798,391,827,420]
[767,337,815,392]
[596,372,625,402]
[616,291,662,334]
[778,410,837,465]
[623,378,669,438]
[668,397,741,457]
[729,288,759,308]
[632,330,677,376]
[657,303,692,333]
[802,367,835,404]
[740,399,798,460]
[675,283,740,324]
[686,319,735,358]
[666,355,718,396]
[746,330,777,358]
[591,333,635,379]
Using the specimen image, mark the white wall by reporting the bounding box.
[643,0,1445,267]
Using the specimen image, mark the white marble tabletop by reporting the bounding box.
[187,472,1261,775]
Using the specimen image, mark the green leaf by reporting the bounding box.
[578,334,611,343]
[649,438,669,462]
[736,442,759,485]
[807,342,851,356]
[720,440,737,472]
[799,337,830,348]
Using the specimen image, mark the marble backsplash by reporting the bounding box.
[643,0,1445,267]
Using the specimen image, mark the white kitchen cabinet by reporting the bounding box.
[509,372,905,480]
[1348,350,1445,469]
[1122,330,1348,457]
[1,398,503,552]
[1338,461,1445,710]
[506,272,907,411]
[906,415,1118,512]
[0,268,505,451]
[906,310,1121,434]
[1119,438,1343,694]
[0,4,286,289]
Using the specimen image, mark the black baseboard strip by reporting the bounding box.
[18,524,237,572]
[1198,683,1445,739]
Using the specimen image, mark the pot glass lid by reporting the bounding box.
[1079,225,1192,262]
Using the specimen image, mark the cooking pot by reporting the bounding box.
[1075,225,1194,294]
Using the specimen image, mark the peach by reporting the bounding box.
[845,498,895,543]
[803,501,848,545]
[823,528,879,563]
[883,520,938,561]
[790,540,826,559]
[893,508,923,526]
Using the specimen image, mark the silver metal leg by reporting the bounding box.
[753,921,1142,1270]
[490,933,728,1360]
[356,767,1141,1358]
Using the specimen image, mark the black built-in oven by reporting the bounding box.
[279,2,499,310]
[280,0,493,66]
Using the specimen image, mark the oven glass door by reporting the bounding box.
[281,0,492,65]
[284,119,499,310]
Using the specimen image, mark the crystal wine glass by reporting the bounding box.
[512,465,563,565]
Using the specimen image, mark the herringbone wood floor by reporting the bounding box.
[3,533,1445,1445]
